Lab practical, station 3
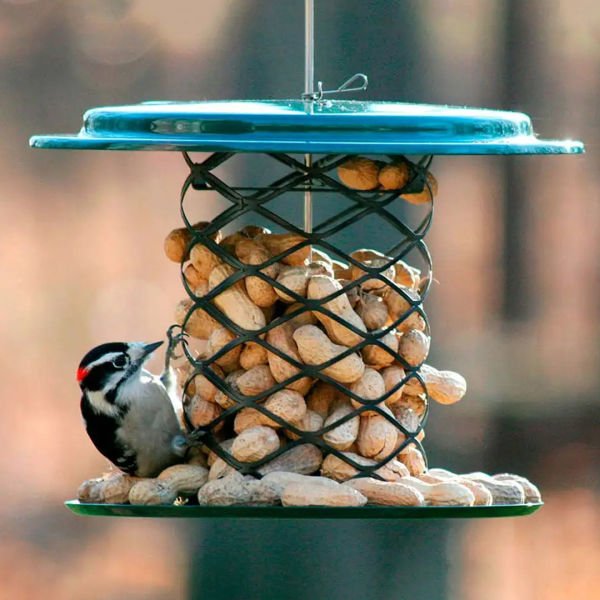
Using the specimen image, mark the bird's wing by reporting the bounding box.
[80,395,138,475]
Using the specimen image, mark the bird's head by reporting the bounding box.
[77,341,163,394]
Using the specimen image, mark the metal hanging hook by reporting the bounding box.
[302,73,369,103]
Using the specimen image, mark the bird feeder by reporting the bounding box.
[31,2,583,519]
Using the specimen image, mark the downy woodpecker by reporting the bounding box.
[77,339,185,477]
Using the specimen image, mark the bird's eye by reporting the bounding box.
[112,355,129,369]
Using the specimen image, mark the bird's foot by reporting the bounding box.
[164,324,188,371]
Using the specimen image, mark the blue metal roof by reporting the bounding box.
[30,100,584,155]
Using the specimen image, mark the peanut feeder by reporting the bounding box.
[31,9,582,519]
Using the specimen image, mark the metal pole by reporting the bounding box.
[305,0,314,97]
[304,0,314,249]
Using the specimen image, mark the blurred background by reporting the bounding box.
[1,0,598,599]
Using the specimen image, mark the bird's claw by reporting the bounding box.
[164,324,188,370]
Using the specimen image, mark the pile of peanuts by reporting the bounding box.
[336,155,438,202]
[78,463,541,507]
[77,159,541,508]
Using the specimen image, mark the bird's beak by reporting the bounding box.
[142,341,164,358]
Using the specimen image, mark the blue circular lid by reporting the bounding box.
[30,99,583,155]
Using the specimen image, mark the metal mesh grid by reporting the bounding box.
[176,151,434,479]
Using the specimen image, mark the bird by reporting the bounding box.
[77,335,186,478]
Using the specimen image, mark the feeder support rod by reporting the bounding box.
[305,0,314,97]
[304,0,314,242]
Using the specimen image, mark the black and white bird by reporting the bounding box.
[77,339,185,477]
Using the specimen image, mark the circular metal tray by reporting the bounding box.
[30,100,583,155]
[65,500,542,519]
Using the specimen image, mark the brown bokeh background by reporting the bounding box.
[1,1,598,599]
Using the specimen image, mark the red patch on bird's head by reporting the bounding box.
[76,367,89,383]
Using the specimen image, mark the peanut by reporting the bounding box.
[263,389,307,428]
[185,395,223,429]
[404,364,467,405]
[384,287,426,333]
[321,452,409,482]
[206,326,242,372]
[164,221,214,263]
[350,249,389,265]
[282,481,367,507]
[285,409,324,441]
[337,157,380,191]
[348,367,386,411]
[237,365,276,398]
[283,303,319,329]
[193,280,209,298]
[355,294,389,331]
[208,264,266,331]
[308,248,329,263]
[266,324,313,395]
[234,238,279,308]
[361,330,399,368]
[293,325,365,384]
[183,263,206,290]
[174,298,218,339]
[308,275,367,347]
[129,479,178,505]
[255,232,310,266]
[381,364,406,407]
[78,472,138,504]
[239,342,268,370]
[418,472,492,506]
[398,445,427,476]
[213,370,245,410]
[322,399,360,451]
[306,383,339,422]
[198,472,279,506]
[493,474,541,503]
[398,329,431,367]
[395,392,427,418]
[392,406,421,439]
[231,426,280,463]
[345,478,425,506]
[208,457,237,481]
[378,160,410,191]
[220,232,250,255]
[240,225,270,238]
[333,264,354,280]
[394,260,421,291]
[402,171,438,205]
[261,472,335,498]
[157,464,208,495]
[234,389,306,433]
[257,444,323,476]
[190,243,222,279]
[426,467,455,479]
[351,258,396,294]
[338,279,360,307]
[357,406,399,460]
[464,473,525,505]
[165,228,192,263]
[275,265,313,303]
[233,408,266,433]
[399,476,475,506]
[186,364,224,403]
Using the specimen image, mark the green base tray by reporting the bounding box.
[65,500,542,519]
